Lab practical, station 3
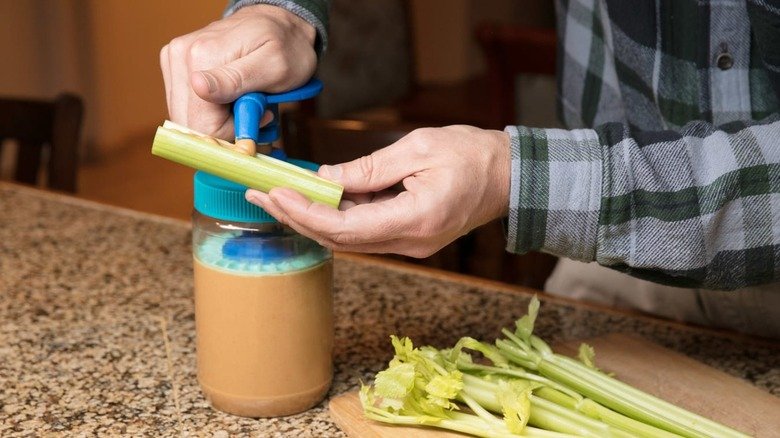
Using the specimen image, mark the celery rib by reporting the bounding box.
[457,361,583,402]
[530,396,632,438]
[497,329,747,438]
[534,356,705,437]
[151,125,343,208]
[551,355,747,437]
[534,387,683,438]
[541,355,748,438]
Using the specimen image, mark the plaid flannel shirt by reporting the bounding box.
[229,0,780,290]
[506,0,780,290]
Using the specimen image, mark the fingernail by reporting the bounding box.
[245,190,261,203]
[199,71,217,93]
[319,164,342,180]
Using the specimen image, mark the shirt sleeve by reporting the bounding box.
[224,0,330,57]
[505,114,780,290]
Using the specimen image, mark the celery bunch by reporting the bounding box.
[360,297,749,438]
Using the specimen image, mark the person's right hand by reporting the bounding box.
[160,4,317,140]
[245,126,511,257]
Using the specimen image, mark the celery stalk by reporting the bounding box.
[455,360,582,402]
[493,336,745,438]
[495,333,736,437]
[534,387,681,438]
[531,396,633,438]
[537,356,747,438]
[151,124,343,208]
[493,298,750,438]
[459,374,634,438]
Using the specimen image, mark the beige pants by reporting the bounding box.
[545,258,780,339]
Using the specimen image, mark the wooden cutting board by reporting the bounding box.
[329,333,780,437]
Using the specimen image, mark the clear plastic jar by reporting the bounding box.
[192,171,333,417]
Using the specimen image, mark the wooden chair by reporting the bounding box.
[470,23,560,288]
[475,24,557,128]
[395,24,557,131]
[282,111,420,166]
[0,93,84,193]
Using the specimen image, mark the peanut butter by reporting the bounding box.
[194,257,334,417]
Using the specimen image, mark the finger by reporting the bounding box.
[268,208,427,256]
[186,40,236,139]
[245,189,296,226]
[267,187,422,245]
[160,45,172,113]
[191,42,300,104]
[342,190,398,210]
[246,190,349,251]
[247,190,433,255]
[186,46,277,140]
[186,70,233,139]
[246,189,346,246]
[245,189,272,211]
[166,35,196,125]
[260,110,274,127]
[318,137,427,193]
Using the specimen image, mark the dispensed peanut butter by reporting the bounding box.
[194,257,333,417]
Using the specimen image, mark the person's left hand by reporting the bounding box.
[245,125,511,257]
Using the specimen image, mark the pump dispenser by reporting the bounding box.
[232,78,323,157]
[190,81,334,418]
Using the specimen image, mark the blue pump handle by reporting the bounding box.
[233,78,323,145]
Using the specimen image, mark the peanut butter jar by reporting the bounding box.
[191,170,333,417]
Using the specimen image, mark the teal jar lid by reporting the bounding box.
[193,158,319,223]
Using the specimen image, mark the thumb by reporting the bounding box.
[190,51,289,104]
[319,141,422,192]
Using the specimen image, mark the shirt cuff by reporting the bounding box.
[504,125,603,261]
[224,0,329,57]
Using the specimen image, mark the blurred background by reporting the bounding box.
[0,0,559,285]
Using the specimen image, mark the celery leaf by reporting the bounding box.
[450,337,509,368]
[577,343,597,370]
[497,380,535,433]
[514,295,540,342]
[374,362,416,400]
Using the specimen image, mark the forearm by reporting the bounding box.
[506,114,780,290]
[224,0,330,55]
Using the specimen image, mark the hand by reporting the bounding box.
[245,126,511,257]
[160,5,317,140]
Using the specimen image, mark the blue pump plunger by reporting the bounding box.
[222,232,293,262]
[232,78,323,160]
[218,79,323,262]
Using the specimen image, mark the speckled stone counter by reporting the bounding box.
[1,183,778,437]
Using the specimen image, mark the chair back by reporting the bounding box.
[315,0,413,118]
[282,110,420,165]
[0,93,83,192]
[475,24,557,128]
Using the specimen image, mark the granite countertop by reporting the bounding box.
[1,183,778,437]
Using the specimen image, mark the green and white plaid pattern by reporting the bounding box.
[507,0,780,289]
